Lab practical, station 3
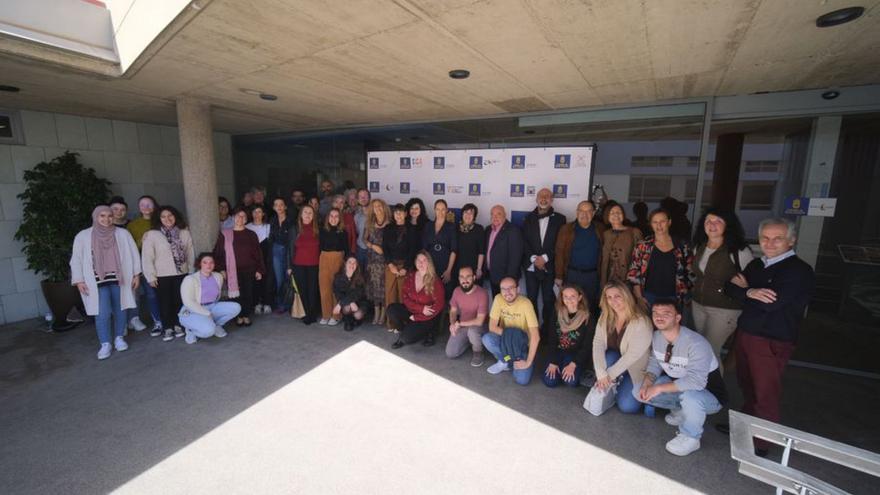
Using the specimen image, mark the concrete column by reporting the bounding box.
[711,133,745,210]
[176,97,219,254]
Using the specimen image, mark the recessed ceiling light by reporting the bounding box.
[0,85,21,92]
[448,69,470,79]
[816,7,864,27]
[821,90,841,100]
[240,88,262,96]
[259,93,278,101]
[523,130,536,135]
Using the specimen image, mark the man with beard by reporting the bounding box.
[446,266,489,367]
[522,188,566,338]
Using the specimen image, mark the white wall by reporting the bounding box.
[0,110,234,325]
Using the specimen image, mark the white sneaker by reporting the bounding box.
[184,328,197,344]
[665,408,685,427]
[114,336,128,352]
[128,316,147,332]
[162,329,174,342]
[319,318,329,325]
[97,343,112,360]
[173,325,185,338]
[261,305,271,315]
[150,321,163,337]
[487,360,509,375]
[214,325,227,338]
[665,433,701,456]
[327,318,339,326]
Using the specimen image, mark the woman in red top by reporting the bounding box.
[288,204,320,324]
[386,250,445,349]
[213,207,265,327]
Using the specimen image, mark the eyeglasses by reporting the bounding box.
[664,343,674,363]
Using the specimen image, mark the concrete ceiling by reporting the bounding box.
[1,0,879,135]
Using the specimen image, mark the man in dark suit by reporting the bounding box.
[485,205,523,297]
[522,188,566,338]
[723,217,814,455]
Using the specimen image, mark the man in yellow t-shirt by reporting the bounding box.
[482,277,540,385]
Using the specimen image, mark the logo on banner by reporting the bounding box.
[553,184,567,198]
[400,157,411,169]
[469,183,481,196]
[511,155,525,169]
[527,186,536,196]
[433,183,445,195]
[510,184,525,197]
[369,157,379,169]
[469,156,483,169]
[554,154,571,168]
[400,182,411,194]
[369,181,380,193]
[434,157,445,169]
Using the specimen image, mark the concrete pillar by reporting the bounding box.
[711,133,744,210]
[176,97,219,254]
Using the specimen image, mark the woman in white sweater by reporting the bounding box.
[70,205,142,360]
[591,280,654,414]
[179,253,241,344]
[141,206,194,342]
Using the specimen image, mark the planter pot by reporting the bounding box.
[40,280,83,332]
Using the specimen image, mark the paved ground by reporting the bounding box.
[1,315,878,494]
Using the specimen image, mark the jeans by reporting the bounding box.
[542,354,582,388]
[178,302,241,338]
[272,243,288,309]
[96,283,126,344]
[604,349,641,414]
[637,375,722,439]
[141,274,161,325]
[482,331,534,386]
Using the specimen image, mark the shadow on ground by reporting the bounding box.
[1,316,877,494]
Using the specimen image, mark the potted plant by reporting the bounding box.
[14,151,111,331]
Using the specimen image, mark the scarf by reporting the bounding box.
[161,225,187,273]
[460,222,475,234]
[90,206,122,282]
[556,308,587,350]
[222,229,240,298]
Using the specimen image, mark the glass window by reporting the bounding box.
[739,180,777,209]
[629,176,672,202]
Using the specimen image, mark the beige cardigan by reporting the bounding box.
[141,229,195,283]
[180,272,225,316]
[592,315,653,387]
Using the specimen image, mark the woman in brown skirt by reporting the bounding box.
[318,208,349,325]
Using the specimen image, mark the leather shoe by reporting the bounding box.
[391,339,405,349]
[422,334,435,347]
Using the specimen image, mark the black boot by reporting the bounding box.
[422,331,435,347]
[392,338,405,349]
[343,315,354,332]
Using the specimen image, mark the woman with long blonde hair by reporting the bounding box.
[386,250,445,349]
[590,281,653,414]
[364,198,391,324]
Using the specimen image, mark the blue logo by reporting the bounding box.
[434,157,445,169]
[510,184,525,197]
[554,154,571,169]
[469,156,483,169]
[511,155,525,169]
[369,181,380,193]
[400,182,410,194]
[400,157,411,169]
[369,157,379,169]
[433,183,445,195]
[468,183,481,196]
[553,184,567,198]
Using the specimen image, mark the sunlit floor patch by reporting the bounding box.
[114,341,700,494]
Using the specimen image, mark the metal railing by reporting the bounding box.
[729,410,880,495]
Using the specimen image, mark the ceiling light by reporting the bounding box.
[0,85,20,92]
[240,88,262,96]
[821,90,841,100]
[448,69,470,79]
[259,93,278,101]
[816,7,864,27]
[523,130,536,135]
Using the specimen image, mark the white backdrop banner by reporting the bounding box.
[366,146,594,226]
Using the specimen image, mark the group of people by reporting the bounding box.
[70,179,815,458]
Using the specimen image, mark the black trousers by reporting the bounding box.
[234,270,256,317]
[293,264,320,320]
[387,303,439,344]
[525,270,556,339]
[254,241,274,307]
[565,267,599,313]
[157,274,185,328]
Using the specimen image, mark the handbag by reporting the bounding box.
[289,274,306,319]
[583,381,618,416]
